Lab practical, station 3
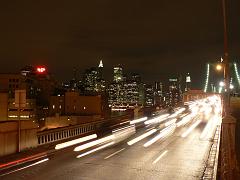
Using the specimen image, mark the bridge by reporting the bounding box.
[1,94,239,179]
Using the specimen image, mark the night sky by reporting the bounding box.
[0,0,240,88]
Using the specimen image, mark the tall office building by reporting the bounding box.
[185,73,191,92]
[113,65,123,83]
[154,81,164,107]
[108,69,145,110]
[165,78,182,107]
[83,60,105,93]
[145,84,154,107]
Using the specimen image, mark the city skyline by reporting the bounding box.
[0,0,240,88]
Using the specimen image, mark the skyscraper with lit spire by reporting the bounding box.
[185,73,191,92]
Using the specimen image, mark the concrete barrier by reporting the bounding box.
[220,115,240,179]
[0,121,38,157]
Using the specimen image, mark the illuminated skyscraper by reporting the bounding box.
[113,65,123,82]
[145,84,154,107]
[154,81,164,107]
[185,73,191,92]
[165,77,182,107]
[83,60,105,93]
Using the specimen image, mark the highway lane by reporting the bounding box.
[1,96,221,180]
[1,122,212,180]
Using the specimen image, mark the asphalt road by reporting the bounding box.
[1,117,213,180]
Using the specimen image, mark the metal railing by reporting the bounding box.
[202,125,221,179]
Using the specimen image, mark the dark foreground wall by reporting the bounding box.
[230,97,240,164]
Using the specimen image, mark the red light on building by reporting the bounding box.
[36,66,46,74]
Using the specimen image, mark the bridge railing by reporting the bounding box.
[37,122,96,145]
[36,114,131,146]
[202,125,221,180]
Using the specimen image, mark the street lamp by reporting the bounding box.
[216,63,223,71]
[220,0,230,115]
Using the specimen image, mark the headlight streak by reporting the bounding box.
[130,117,148,124]
[0,158,49,177]
[179,113,188,118]
[112,125,135,133]
[200,115,221,140]
[127,129,157,146]
[200,117,214,140]
[181,120,201,138]
[168,108,186,118]
[145,127,155,131]
[164,118,177,127]
[74,135,114,152]
[176,114,193,127]
[76,142,114,158]
[144,114,170,125]
[143,125,176,147]
[55,134,97,150]
[152,150,168,164]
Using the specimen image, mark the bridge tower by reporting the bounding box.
[203,61,240,93]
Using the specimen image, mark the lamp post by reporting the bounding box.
[222,0,230,115]
[219,1,240,179]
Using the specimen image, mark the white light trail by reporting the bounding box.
[200,115,221,140]
[0,158,49,177]
[112,125,135,133]
[179,113,188,118]
[127,129,157,146]
[144,125,175,147]
[55,134,97,150]
[119,121,130,125]
[144,114,170,125]
[200,118,214,140]
[181,120,201,138]
[176,114,193,127]
[164,118,177,127]
[130,117,148,124]
[145,127,155,131]
[152,150,168,164]
[204,106,212,116]
[168,108,186,118]
[76,142,114,158]
[74,135,114,152]
[104,148,125,159]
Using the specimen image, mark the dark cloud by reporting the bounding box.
[0,0,239,88]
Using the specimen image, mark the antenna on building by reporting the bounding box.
[99,60,103,68]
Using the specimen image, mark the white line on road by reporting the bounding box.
[152,150,168,164]
[104,148,125,159]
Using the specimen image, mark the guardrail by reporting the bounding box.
[37,114,131,146]
[37,123,96,145]
[202,125,221,180]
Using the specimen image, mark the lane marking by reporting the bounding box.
[152,150,168,164]
[104,148,125,159]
